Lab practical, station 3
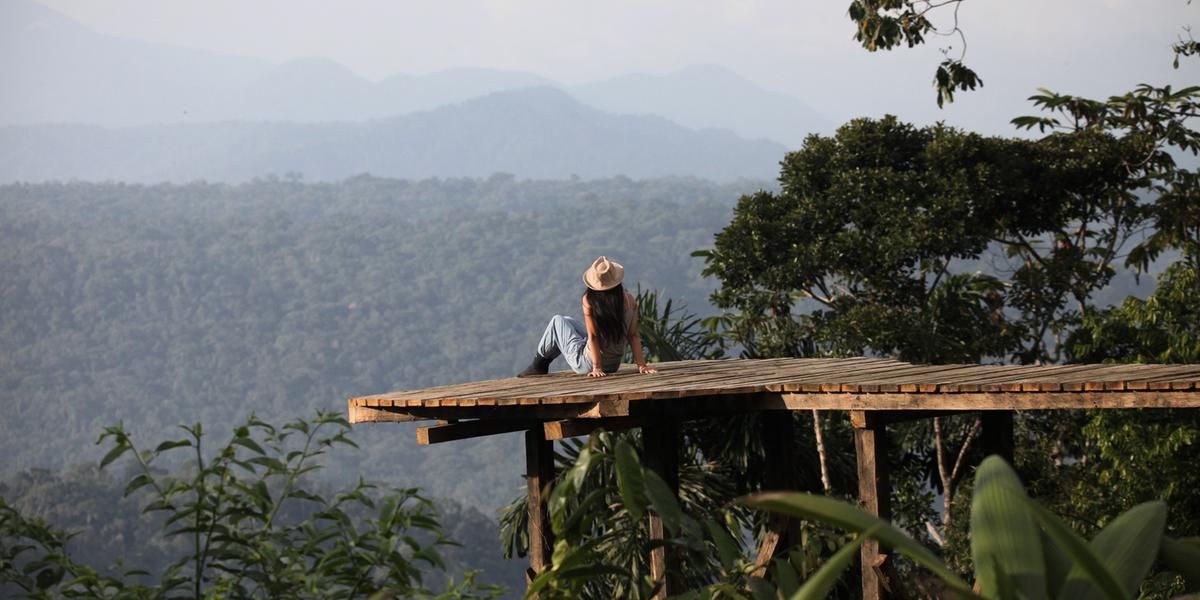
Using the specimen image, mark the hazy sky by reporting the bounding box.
[28,0,1200,135]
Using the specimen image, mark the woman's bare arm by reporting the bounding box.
[582,296,606,377]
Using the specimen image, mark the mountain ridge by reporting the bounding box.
[0,86,788,182]
[2,0,827,146]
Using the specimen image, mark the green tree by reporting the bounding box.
[699,116,1140,365]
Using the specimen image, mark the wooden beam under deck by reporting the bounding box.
[416,419,540,445]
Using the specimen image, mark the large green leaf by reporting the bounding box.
[1039,529,1071,595]
[739,492,977,597]
[644,470,683,537]
[1019,498,1125,600]
[558,488,608,538]
[773,555,801,598]
[1056,501,1165,598]
[747,576,776,600]
[705,518,741,572]
[614,439,647,522]
[790,524,881,600]
[969,456,1046,600]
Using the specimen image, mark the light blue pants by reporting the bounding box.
[537,315,597,375]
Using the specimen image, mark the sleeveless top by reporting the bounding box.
[590,296,636,372]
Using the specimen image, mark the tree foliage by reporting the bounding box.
[700,116,1145,364]
[847,1,1196,109]
[847,0,981,107]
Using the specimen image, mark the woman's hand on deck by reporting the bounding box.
[588,368,607,378]
[638,365,658,374]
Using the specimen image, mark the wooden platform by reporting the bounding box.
[349,357,1200,429]
[348,357,1200,599]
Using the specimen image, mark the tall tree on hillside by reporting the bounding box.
[698,116,1142,365]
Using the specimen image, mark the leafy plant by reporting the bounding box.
[503,431,743,600]
[741,456,1200,599]
[1,411,502,599]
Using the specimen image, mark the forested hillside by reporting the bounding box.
[0,175,764,510]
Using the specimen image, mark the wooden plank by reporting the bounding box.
[849,409,967,427]
[525,429,555,581]
[416,420,539,445]
[773,360,912,392]
[903,364,1045,392]
[643,420,682,598]
[347,402,427,424]
[951,365,1070,392]
[852,411,891,600]
[807,362,952,392]
[846,364,986,393]
[780,391,1200,411]
[1015,364,1139,391]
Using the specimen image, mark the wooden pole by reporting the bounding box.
[753,412,802,576]
[852,411,892,600]
[981,411,1015,464]
[643,420,682,599]
[525,428,556,585]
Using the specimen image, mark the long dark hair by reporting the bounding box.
[584,284,626,349]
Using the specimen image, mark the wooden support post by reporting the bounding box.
[852,411,892,600]
[643,420,682,599]
[525,428,555,585]
[981,410,1015,464]
[753,412,802,576]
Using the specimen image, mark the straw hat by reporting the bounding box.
[582,256,625,291]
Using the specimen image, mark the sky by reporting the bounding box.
[24,0,1200,135]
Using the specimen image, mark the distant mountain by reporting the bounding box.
[208,61,557,123]
[2,1,827,146]
[0,1,553,126]
[0,87,788,182]
[0,0,270,125]
[570,65,832,147]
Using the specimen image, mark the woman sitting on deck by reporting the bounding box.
[518,256,659,378]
